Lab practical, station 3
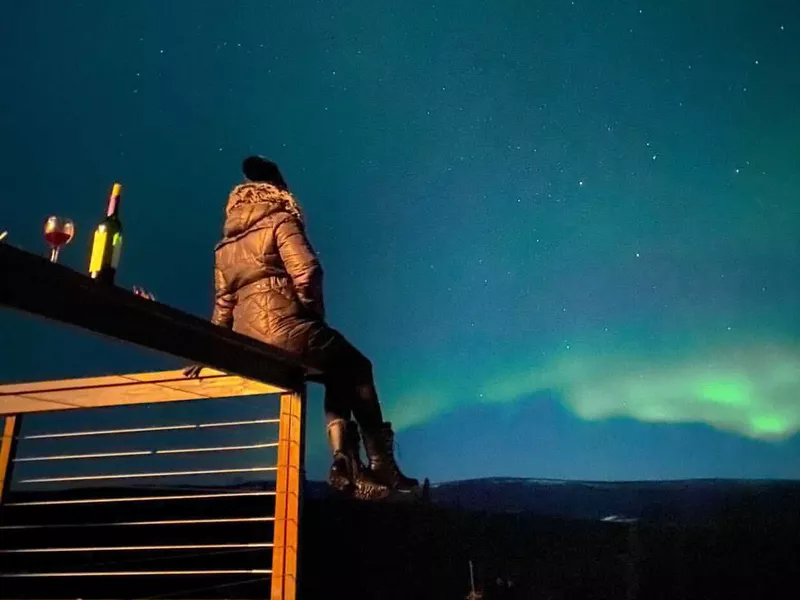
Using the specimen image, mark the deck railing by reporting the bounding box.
[0,243,311,600]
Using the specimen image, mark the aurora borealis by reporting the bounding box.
[1,0,798,481]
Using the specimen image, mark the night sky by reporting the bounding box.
[1,1,798,483]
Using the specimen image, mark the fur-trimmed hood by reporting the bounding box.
[220,182,305,241]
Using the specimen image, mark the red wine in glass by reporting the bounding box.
[44,216,75,263]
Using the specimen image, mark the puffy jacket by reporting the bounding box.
[211,183,325,354]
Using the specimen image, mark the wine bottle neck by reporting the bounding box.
[107,183,123,217]
[107,196,120,217]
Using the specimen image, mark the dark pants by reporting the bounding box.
[303,324,384,431]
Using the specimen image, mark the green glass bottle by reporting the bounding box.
[89,182,124,284]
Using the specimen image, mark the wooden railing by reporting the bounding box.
[0,243,311,600]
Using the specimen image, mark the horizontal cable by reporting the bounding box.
[14,442,279,463]
[5,490,276,507]
[14,450,152,462]
[0,570,272,577]
[198,419,280,429]
[22,424,195,440]
[0,543,274,553]
[18,466,276,484]
[157,442,278,455]
[0,516,274,530]
[22,419,280,440]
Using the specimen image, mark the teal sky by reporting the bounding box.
[1,0,798,481]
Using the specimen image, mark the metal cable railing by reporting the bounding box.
[0,543,275,553]
[0,517,277,530]
[0,391,302,600]
[4,490,276,507]
[0,246,307,599]
[17,466,278,484]
[20,419,282,440]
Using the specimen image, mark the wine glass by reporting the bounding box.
[43,216,75,263]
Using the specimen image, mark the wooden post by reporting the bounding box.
[271,390,305,600]
[0,415,20,506]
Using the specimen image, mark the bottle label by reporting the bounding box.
[89,230,108,273]
[111,233,123,268]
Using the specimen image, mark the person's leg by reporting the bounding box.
[305,326,384,430]
[323,379,352,423]
[305,325,418,493]
[304,324,391,499]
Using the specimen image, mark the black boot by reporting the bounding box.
[326,418,354,494]
[361,421,419,493]
[326,419,390,501]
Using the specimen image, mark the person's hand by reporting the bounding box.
[133,286,156,300]
[183,364,205,378]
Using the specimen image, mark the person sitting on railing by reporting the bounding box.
[191,155,418,501]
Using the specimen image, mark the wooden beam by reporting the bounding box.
[0,369,285,416]
[0,243,320,391]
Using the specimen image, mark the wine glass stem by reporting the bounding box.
[49,247,60,263]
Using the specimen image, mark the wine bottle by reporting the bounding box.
[89,182,124,284]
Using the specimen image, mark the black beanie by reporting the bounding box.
[242,156,288,190]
